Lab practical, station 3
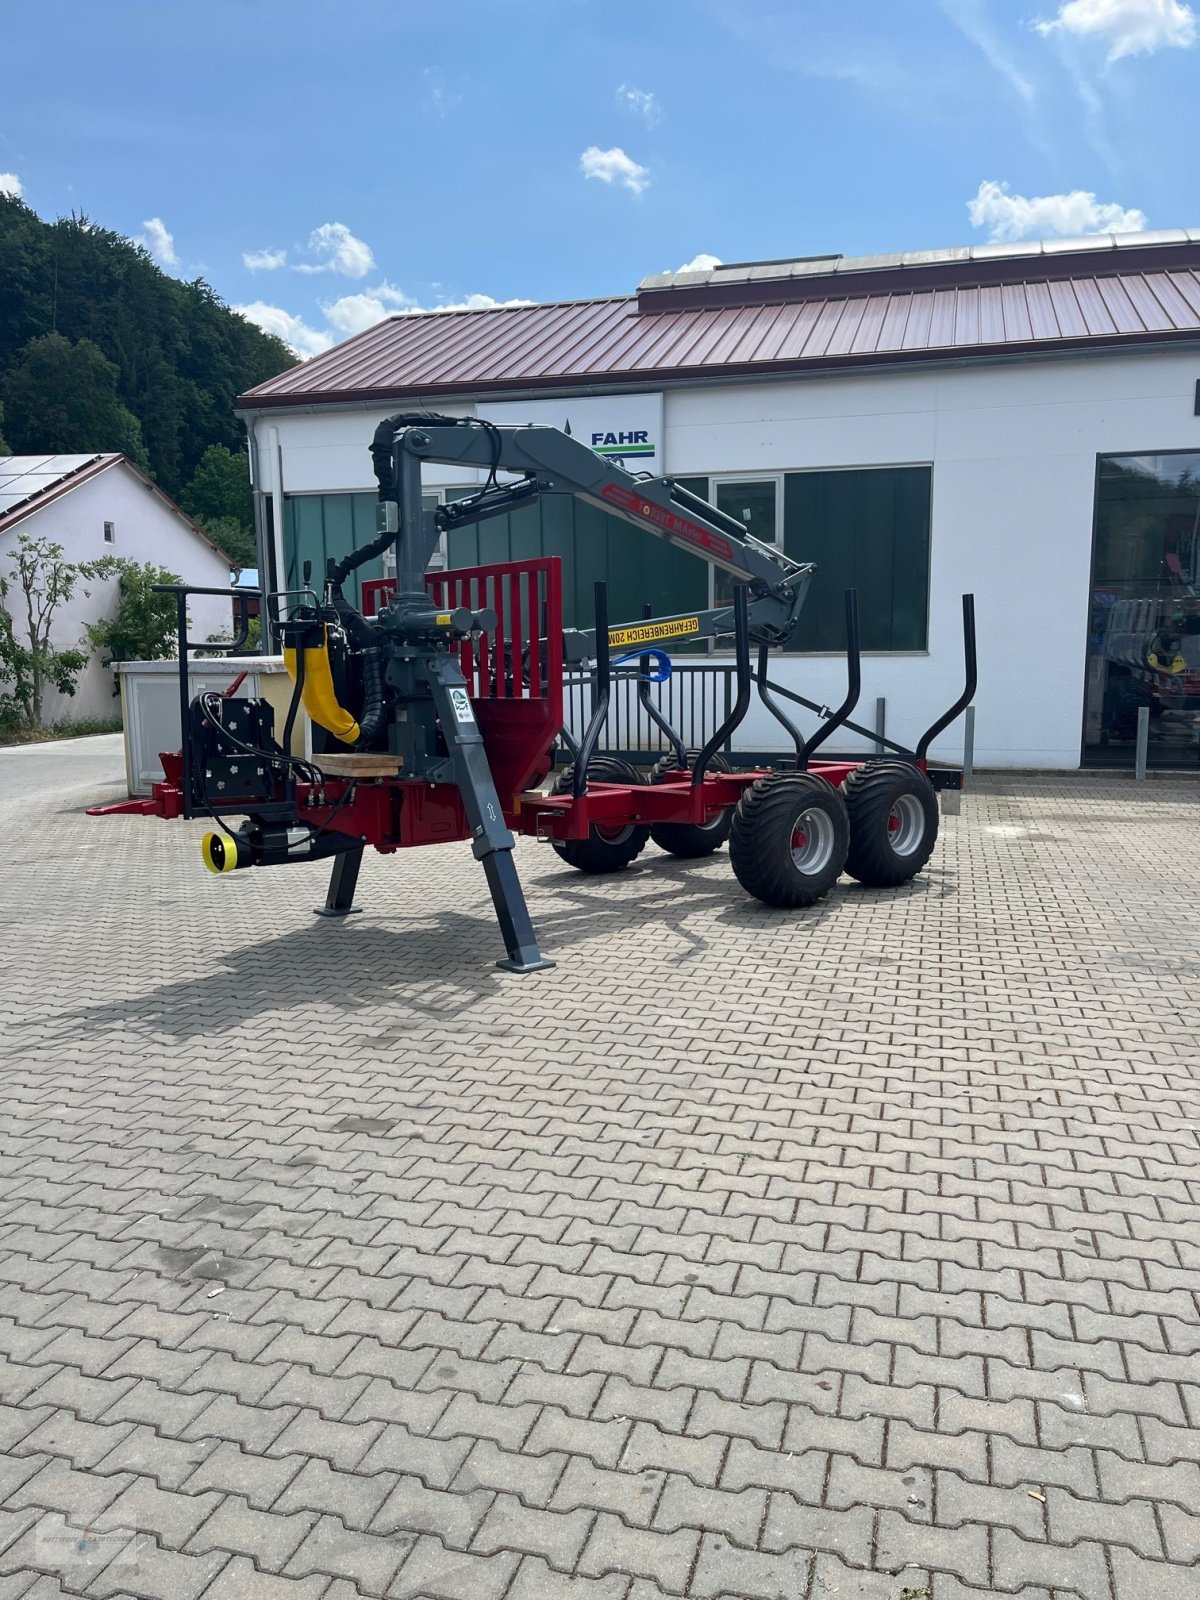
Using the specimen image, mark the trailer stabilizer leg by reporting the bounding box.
[427,655,554,972]
[313,845,364,918]
[482,849,556,973]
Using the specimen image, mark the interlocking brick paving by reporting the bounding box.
[1,735,1198,1599]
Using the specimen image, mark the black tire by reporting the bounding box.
[649,749,734,858]
[729,772,849,907]
[841,760,939,887]
[550,756,650,874]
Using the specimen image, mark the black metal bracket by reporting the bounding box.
[153,581,266,823]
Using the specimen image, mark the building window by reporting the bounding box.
[784,466,931,652]
[103,521,115,544]
[685,467,932,652]
[709,477,781,610]
[1083,451,1200,768]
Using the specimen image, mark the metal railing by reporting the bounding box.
[563,662,738,764]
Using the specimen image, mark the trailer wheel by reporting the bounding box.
[649,749,734,857]
[550,756,651,873]
[841,761,939,886]
[729,772,849,907]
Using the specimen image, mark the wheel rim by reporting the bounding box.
[595,822,634,845]
[886,793,926,857]
[790,806,836,874]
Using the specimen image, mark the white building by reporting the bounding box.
[237,232,1200,771]
[0,453,234,724]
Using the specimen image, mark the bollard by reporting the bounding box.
[1134,704,1150,780]
[963,704,975,777]
[874,696,886,756]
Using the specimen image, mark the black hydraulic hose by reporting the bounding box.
[329,593,376,650]
[335,410,475,590]
[354,648,385,749]
[327,530,397,589]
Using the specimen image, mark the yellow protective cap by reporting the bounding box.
[201,831,240,874]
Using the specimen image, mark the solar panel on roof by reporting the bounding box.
[0,455,113,528]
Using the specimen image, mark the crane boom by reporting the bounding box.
[363,413,813,649]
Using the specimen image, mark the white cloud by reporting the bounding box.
[1035,0,1197,59]
[243,247,287,272]
[411,293,534,314]
[967,178,1148,239]
[942,0,1037,102]
[676,253,722,273]
[579,145,650,196]
[0,173,22,199]
[136,216,179,268]
[234,300,332,358]
[616,83,663,126]
[423,67,462,118]
[294,221,375,278]
[323,281,416,336]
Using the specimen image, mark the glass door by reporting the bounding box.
[711,478,781,610]
[1084,452,1200,767]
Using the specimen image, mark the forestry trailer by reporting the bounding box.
[90,415,976,972]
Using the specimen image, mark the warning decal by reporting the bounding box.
[608,617,700,648]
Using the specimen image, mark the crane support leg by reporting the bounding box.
[314,845,364,918]
[425,653,554,973]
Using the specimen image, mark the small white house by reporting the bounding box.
[0,453,234,724]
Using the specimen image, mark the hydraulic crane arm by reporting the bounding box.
[364,413,813,649]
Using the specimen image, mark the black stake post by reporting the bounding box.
[636,602,687,767]
[692,585,752,785]
[916,595,978,763]
[755,640,805,765]
[574,582,612,797]
[801,589,862,765]
[174,589,192,819]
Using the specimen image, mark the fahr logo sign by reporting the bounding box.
[478,393,663,474]
[589,429,654,463]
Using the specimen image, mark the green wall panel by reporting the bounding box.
[784,467,930,651]
[284,466,930,653]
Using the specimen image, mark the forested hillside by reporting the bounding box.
[0,196,294,560]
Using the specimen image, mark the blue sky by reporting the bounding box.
[3,0,1197,358]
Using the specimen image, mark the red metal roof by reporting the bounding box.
[238,238,1200,410]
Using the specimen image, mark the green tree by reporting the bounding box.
[181,444,256,568]
[0,333,149,467]
[195,514,256,572]
[86,561,182,692]
[181,444,252,526]
[0,400,9,454]
[0,533,115,729]
[0,196,293,497]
